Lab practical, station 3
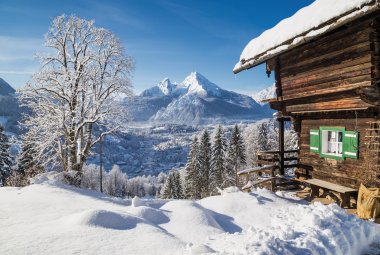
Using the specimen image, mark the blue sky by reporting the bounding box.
[0,0,314,94]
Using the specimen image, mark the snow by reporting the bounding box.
[132,195,145,207]
[1,178,379,255]
[234,0,378,73]
[251,83,276,105]
[140,78,178,97]
[181,72,221,97]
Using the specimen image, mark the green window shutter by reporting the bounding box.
[343,131,358,159]
[310,129,320,153]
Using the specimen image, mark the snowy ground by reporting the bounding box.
[1,174,379,255]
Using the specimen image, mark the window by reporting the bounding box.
[309,127,358,160]
[321,130,343,157]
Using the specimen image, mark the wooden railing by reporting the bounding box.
[256,149,299,169]
[238,149,299,191]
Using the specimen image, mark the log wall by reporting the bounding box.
[297,113,380,189]
[277,14,380,113]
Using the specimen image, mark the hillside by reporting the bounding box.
[0,78,15,95]
[0,78,21,134]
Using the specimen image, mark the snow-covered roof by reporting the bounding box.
[233,0,380,74]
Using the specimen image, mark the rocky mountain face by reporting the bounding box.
[251,83,276,106]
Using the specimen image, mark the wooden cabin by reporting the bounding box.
[234,0,380,199]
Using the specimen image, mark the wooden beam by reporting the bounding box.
[278,117,285,175]
[286,97,371,113]
[357,86,380,106]
[275,58,282,97]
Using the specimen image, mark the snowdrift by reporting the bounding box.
[1,180,379,255]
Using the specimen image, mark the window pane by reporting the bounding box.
[338,143,342,154]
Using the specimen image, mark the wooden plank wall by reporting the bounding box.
[278,15,377,113]
[298,114,380,188]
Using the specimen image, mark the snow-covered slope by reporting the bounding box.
[1,179,379,255]
[251,83,276,105]
[129,72,269,125]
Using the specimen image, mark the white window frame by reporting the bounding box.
[321,130,343,157]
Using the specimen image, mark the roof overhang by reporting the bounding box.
[233,0,380,74]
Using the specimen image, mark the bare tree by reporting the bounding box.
[19,15,134,173]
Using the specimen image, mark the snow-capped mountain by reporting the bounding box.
[180,72,221,97]
[251,83,276,106]
[140,78,179,97]
[127,72,270,125]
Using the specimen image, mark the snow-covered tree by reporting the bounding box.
[105,165,128,197]
[285,127,298,150]
[210,125,226,192]
[18,133,44,177]
[243,119,279,167]
[173,171,184,199]
[7,134,44,187]
[185,136,201,199]
[161,172,175,199]
[0,126,13,185]
[155,172,168,197]
[198,130,211,198]
[256,122,270,152]
[225,125,246,187]
[162,171,184,199]
[81,164,102,191]
[19,15,134,174]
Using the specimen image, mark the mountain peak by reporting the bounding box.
[181,71,220,97]
[140,77,177,97]
[251,83,275,105]
[158,78,176,96]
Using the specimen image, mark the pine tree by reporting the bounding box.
[162,173,173,199]
[173,171,184,199]
[0,126,13,186]
[161,171,183,199]
[256,122,270,152]
[210,125,226,193]
[18,133,44,179]
[185,136,201,199]
[225,125,246,187]
[198,129,212,198]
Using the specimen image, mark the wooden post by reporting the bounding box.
[310,185,319,198]
[271,166,276,191]
[275,57,285,176]
[340,194,351,208]
[274,59,282,98]
[279,117,285,176]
